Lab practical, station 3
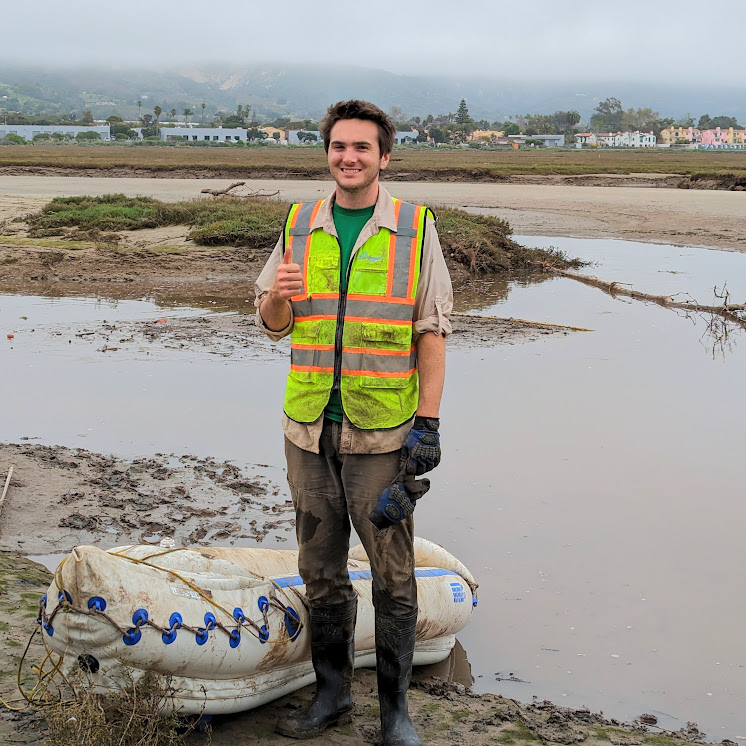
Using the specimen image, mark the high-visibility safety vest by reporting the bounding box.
[283,198,431,430]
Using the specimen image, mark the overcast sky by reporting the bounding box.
[4,0,745,87]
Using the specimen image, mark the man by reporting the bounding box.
[255,100,452,746]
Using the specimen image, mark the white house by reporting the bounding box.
[394,130,419,145]
[628,131,656,147]
[575,133,597,146]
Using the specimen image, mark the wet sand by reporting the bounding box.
[1,175,745,252]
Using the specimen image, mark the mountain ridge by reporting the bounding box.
[1,63,744,124]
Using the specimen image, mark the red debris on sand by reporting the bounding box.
[6,333,14,339]
[155,318,167,324]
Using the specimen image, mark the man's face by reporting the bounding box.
[327,118,390,197]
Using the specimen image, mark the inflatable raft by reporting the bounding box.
[40,538,477,714]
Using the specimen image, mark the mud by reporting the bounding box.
[0,444,291,554]
[0,553,714,746]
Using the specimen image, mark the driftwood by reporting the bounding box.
[543,266,746,331]
[0,465,13,515]
[200,182,280,198]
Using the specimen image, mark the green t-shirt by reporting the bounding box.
[324,202,375,422]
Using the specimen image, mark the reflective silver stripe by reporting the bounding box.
[290,347,335,369]
[392,201,419,298]
[288,201,321,236]
[286,200,323,304]
[345,298,414,321]
[341,349,417,374]
[293,298,339,318]
[395,201,418,237]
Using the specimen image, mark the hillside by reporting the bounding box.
[1,63,745,124]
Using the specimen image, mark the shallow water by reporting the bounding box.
[2,237,745,738]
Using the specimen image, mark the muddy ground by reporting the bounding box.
[0,183,736,744]
[0,550,714,746]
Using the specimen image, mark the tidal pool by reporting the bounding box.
[1,237,745,739]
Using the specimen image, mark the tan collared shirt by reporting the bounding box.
[255,185,453,454]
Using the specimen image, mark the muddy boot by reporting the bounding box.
[276,596,357,739]
[376,609,421,746]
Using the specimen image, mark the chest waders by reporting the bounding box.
[283,198,429,430]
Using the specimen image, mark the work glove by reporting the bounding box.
[369,476,431,530]
[400,416,441,476]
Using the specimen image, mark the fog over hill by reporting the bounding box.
[1,63,744,125]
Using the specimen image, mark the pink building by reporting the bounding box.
[700,127,743,148]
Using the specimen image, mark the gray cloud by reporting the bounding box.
[4,0,746,87]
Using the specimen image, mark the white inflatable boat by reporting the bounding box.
[40,537,477,714]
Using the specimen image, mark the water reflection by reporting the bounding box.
[452,272,551,315]
[414,640,474,689]
[1,280,254,315]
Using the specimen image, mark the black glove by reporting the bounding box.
[400,416,441,476]
[369,477,431,530]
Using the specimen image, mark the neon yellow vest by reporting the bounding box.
[283,198,430,430]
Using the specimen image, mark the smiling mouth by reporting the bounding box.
[341,168,360,174]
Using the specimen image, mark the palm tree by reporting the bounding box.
[183,108,193,125]
[201,102,206,123]
[137,100,142,121]
[154,106,162,137]
[170,108,176,122]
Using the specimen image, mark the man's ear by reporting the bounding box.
[380,151,391,170]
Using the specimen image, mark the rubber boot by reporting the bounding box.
[276,596,357,739]
[376,609,422,746]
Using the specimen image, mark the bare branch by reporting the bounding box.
[200,182,279,198]
[540,265,746,331]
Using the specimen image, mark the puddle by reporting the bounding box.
[25,553,67,574]
[2,237,746,739]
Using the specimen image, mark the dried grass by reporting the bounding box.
[43,670,209,746]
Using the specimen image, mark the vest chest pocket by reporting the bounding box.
[348,246,389,296]
[310,254,339,293]
[361,323,412,350]
[292,320,322,345]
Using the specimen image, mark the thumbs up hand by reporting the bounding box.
[271,244,302,299]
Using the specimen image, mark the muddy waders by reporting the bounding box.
[376,608,422,746]
[276,597,357,739]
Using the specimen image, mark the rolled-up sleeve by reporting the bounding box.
[413,215,453,337]
[254,234,294,341]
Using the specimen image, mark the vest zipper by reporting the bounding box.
[333,239,354,395]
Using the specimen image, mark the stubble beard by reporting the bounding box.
[335,166,380,197]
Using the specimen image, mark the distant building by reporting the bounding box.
[393,130,418,144]
[699,127,746,148]
[469,129,506,142]
[0,124,110,140]
[579,131,655,148]
[529,134,565,147]
[286,129,321,145]
[160,126,251,142]
[659,126,700,145]
[575,133,597,146]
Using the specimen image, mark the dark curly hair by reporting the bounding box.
[319,100,396,156]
